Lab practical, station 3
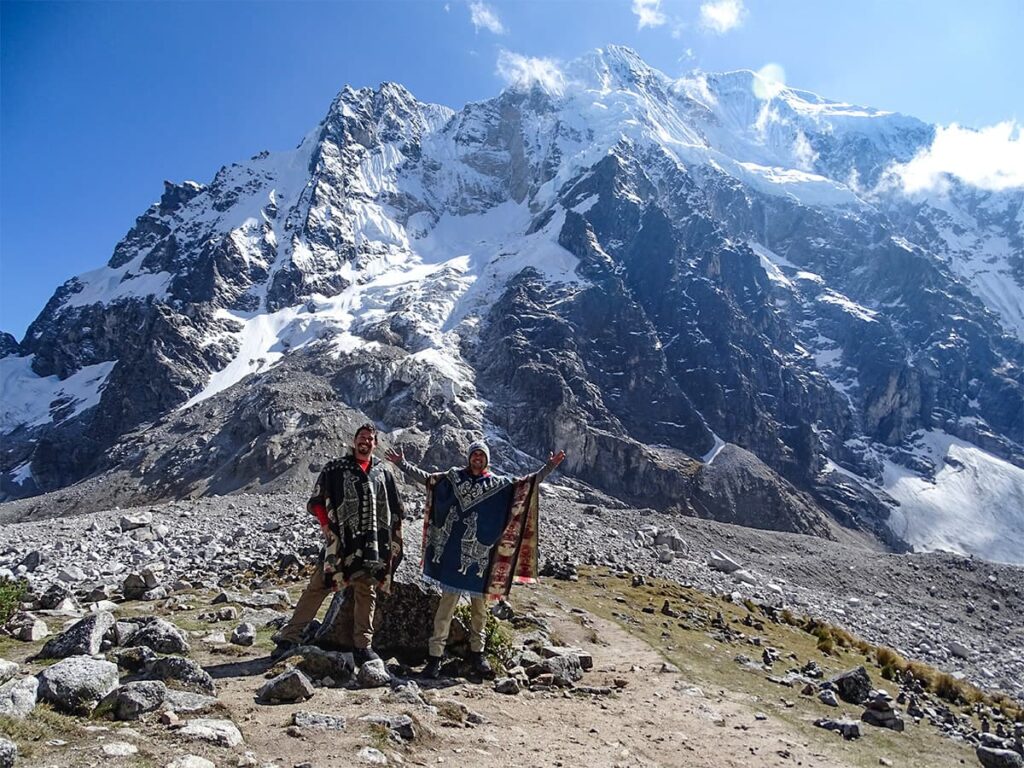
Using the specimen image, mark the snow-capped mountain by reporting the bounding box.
[2,46,1021,564]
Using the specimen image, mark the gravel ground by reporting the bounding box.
[2,485,1022,703]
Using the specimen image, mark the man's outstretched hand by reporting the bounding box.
[385,448,404,465]
[547,450,566,469]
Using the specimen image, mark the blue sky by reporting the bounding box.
[2,0,1021,339]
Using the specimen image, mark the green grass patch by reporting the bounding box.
[0,577,28,625]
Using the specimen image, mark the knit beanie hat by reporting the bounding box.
[467,440,490,467]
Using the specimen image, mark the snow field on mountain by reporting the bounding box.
[883,430,1024,565]
[182,200,583,409]
[0,356,116,434]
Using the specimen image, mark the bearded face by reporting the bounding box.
[353,428,376,459]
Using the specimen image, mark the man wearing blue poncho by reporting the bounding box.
[387,440,565,679]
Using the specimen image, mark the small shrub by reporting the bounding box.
[934,672,962,703]
[876,646,905,670]
[0,577,28,624]
[817,635,836,655]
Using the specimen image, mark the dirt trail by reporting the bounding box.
[197,585,900,768]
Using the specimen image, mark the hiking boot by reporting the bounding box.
[468,651,494,680]
[270,640,297,661]
[313,637,352,653]
[353,647,381,666]
[421,655,443,679]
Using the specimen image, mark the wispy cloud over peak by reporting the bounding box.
[632,0,667,29]
[889,121,1024,194]
[469,1,505,34]
[496,50,566,96]
[700,0,745,33]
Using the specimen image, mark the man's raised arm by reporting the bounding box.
[534,449,566,483]
[385,447,441,485]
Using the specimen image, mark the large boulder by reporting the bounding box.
[128,618,191,654]
[145,656,216,696]
[37,655,119,714]
[976,748,1024,768]
[374,579,441,659]
[37,611,115,659]
[105,680,168,720]
[828,666,872,705]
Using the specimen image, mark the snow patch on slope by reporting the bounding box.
[884,431,1024,565]
[0,356,117,434]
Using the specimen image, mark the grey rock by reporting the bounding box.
[179,718,243,747]
[230,622,256,646]
[111,644,157,672]
[0,675,39,719]
[976,747,1024,768]
[819,688,839,707]
[165,756,216,768]
[163,689,220,714]
[814,717,861,740]
[128,618,191,654]
[292,711,346,730]
[257,669,314,703]
[374,579,442,656]
[360,713,415,741]
[146,656,216,695]
[15,618,50,642]
[238,608,284,628]
[529,653,583,686]
[212,590,290,609]
[0,660,16,686]
[495,677,521,694]
[0,737,17,768]
[828,666,872,705]
[707,550,742,574]
[357,658,390,688]
[119,511,153,531]
[37,610,114,658]
[284,646,355,684]
[36,655,119,714]
[108,680,167,720]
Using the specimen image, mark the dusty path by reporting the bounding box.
[172,581,972,768]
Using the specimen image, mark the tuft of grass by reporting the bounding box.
[367,722,391,750]
[934,672,963,703]
[876,646,904,669]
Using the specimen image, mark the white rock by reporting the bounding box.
[165,756,216,768]
[102,742,138,756]
[707,550,742,574]
[179,718,243,747]
[358,746,388,764]
[0,660,17,686]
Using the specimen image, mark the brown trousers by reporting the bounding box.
[277,562,380,649]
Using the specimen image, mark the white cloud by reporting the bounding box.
[751,63,785,100]
[699,0,745,33]
[890,121,1024,194]
[495,50,565,96]
[632,0,667,29]
[469,1,505,34]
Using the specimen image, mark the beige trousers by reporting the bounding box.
[277,563,379,649]
[429,591,487,657]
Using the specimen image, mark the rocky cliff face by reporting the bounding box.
[2,47,1021,561]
